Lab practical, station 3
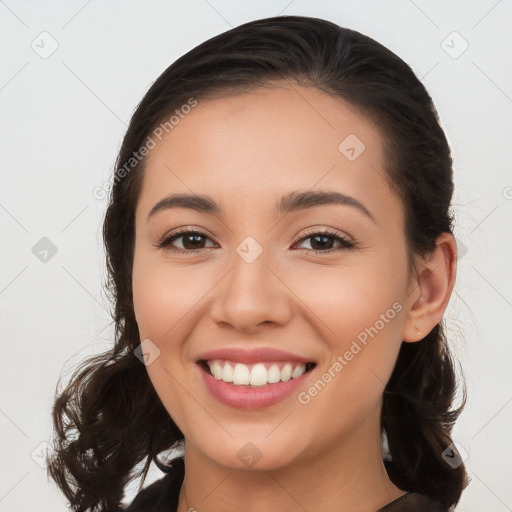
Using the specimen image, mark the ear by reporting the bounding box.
[402,232,457,342]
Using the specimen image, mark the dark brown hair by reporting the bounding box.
[46,15,469,511]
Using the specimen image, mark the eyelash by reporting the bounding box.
[156,227,356,255]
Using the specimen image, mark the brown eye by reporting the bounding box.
[294,229,355,253]
[158,229,215,253]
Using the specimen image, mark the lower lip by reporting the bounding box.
[199,364,313,410]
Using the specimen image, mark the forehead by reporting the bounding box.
[136,85,400,224]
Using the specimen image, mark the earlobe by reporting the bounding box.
[402,233,457,343]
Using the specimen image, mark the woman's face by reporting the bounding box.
[132,84,418,470]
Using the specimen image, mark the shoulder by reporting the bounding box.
[378,492,448,512]
[121,457,184,512]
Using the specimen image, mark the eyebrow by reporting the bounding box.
[147,190,376,223]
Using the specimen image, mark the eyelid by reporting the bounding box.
[296,227,353,245]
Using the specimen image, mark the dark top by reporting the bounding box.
[122,457,447,512]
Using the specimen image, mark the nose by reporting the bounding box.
[208,246,293,334]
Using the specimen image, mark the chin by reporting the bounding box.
[194,435,304,472]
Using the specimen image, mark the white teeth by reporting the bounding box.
[206,360,308,386]
[281,363,293,382]
[291,364,305,378]
[267,364,281,383]
[232,363,250,385]
[212,361,223,380]
[249,363,268,386]
[222,362,234,382]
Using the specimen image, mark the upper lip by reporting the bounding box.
[197,347,314,365]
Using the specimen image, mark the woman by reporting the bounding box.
[47,15,469,512]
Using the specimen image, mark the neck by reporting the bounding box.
[176,409,405,512]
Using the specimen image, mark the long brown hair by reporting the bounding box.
[46,15,469,511]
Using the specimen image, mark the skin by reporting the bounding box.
[132,83,457,512]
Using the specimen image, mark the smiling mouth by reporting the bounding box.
[198,359,317,387]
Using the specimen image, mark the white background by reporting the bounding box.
[1,1,511,511]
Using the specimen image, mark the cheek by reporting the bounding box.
[295,262,406,385]
[132,253,204,340]
[132,252,201,429]
[290,270,405,438]
[297,261,404,335]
